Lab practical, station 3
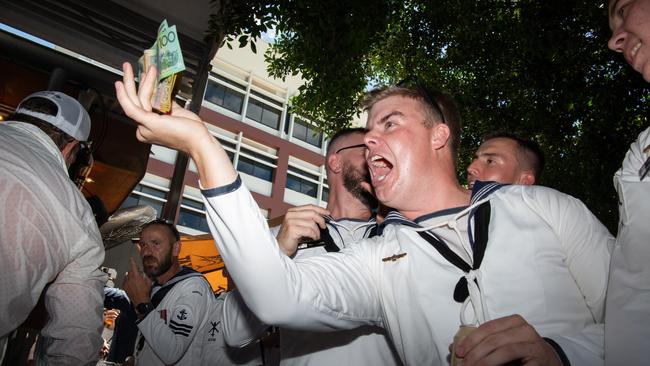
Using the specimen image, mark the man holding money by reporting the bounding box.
[116,63,612,365]
[605,1,650,364]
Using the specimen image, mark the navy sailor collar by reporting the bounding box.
[377,180,506,234]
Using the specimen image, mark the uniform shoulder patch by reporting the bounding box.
[169,306,194,337]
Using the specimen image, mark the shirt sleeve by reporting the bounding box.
[221,290,269,347]
[137,277,210,365]
[524,187,613,365]
[104,287,132,310]
[202,178,382,332]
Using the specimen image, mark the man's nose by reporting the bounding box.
[608,29,626,53]
[364,130,379,148]
[467,160,480,176]
[140,243,153,255]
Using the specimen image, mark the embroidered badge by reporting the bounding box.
[382,253,407,262]
[177,309,188,320]
[209,321,220,337]
[159,309,167,323]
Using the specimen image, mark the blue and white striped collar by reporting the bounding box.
[470,181,506,204]
[377,181,506,233]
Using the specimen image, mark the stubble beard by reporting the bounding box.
[143,253,173,279]
[343,162,378,209]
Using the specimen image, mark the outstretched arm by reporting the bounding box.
[115,62,381,333]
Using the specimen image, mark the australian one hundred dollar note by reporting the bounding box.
[138,19,185,113]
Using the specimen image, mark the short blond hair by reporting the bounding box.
[362,85,462,158]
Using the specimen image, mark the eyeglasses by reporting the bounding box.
[335,143,367,154]
[396,76,446,124]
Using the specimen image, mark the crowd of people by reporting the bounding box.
[1,0,649,365]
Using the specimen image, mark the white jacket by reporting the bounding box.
[605,126,650,366]
[0,122,105,366]
[222,218,402,366]
[203,177,613,365]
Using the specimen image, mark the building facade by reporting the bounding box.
[121,41,340,235]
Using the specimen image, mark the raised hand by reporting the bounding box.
[122,257,152,307]
[454,314,562,366]
[115,61,237,188]
[115,62,211,153]
[276,205,330,256]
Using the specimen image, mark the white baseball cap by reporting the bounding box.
[15,91,91,141]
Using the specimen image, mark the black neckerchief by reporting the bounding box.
[381,181,505,302]
[303,215,378,253]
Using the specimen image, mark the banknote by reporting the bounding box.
[137,19,185,113]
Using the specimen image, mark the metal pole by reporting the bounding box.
[161,37,218,222]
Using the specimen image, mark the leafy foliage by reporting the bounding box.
[207,0,650,231]
[263,0,396,136]
[207,0,279,48]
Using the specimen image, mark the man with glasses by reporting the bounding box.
[606,1,650,364]
[116,63,612,365]
[122,220,222,365]
[222,128,401,365]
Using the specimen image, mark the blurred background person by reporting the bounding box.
[0,91,105,365]
[466,132,544,188]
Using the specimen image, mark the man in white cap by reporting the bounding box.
[0,91,105,365]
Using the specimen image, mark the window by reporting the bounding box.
[119,184,167,216]
[246,99,281,130]
[292,118,323,148]
[288,165,319,182]
[322,187,330,202]
[178,199,210,233]
[286,174,318,198]
[250,90,283,107]
[204,80,244,114]
[237,156,274,181]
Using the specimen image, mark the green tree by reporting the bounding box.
[261,0,649,231]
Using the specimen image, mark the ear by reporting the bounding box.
[430,123,451,151]
[172,240,181,256]
[327,153,343,174]
[518,171,536,185]
[61,140,80,167]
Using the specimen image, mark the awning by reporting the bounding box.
[179,234,228,293]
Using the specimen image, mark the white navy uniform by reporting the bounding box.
[222,217,402,366]
[203,177,612,365]
[135,268,221,365]
[605,126,650,365]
